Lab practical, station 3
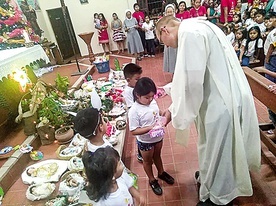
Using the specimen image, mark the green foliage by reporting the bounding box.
[38,96,67,129]
[55,74,69,95]
[114,58,121,71]
[101,97,113,113]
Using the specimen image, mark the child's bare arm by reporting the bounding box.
[265,44,275,64]
[239,45,245,63]
[131,125,154,135]
[129,187,146,206]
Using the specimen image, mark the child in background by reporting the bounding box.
[262,14,275,38]
[94,13,101,38]
[207,0,219,24]
[94,13,101,30]
[190,0,207,17]
[122,63,143,162]
[142,15,156,57]
[233,12,242,31]
[214,0,221,19]
[254,9,266,33]
[128,77,174,196]
[233,27,247,57]
[239,26,263,66]
[222,23,235,44]
[245,8,258,28]
[82,147,145,206]
[111,13,126,54]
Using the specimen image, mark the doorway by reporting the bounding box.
[47,7,80,60]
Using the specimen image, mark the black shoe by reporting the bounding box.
[137,154,143,163]
[158,171,174,184]
[197,200,214,206]
[149,179,162,195]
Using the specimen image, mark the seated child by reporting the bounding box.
[82,147,145,206]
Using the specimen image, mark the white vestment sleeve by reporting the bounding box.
[170,27,208,131]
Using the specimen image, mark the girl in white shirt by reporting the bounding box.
[239,25,263,66]
[142,15,156,57]
[128,77,174,196]
[82,147,145,206]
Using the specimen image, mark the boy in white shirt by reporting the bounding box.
[122,63,143,162]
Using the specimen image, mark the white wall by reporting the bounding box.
[36,0,136,56]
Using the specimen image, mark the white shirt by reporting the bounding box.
[86,137,112,152]
[122,85,134,108]
[264,28,276,55]
[142,21,155,40]
[95,171,134,206]
[128,100,163,143]
[226,32,235,44]
[242,38,263,57]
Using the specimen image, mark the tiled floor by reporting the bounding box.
[1,53,276,206]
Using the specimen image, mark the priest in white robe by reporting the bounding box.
[156,16,261,205]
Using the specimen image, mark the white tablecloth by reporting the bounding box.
[0,45,49,78]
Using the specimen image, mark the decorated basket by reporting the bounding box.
[56,145,82,160]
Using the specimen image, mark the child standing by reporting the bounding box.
[239,26,263,66]
[128,77,174,196]
[111,13,126,54]
[82,147,145,206]
[122,63,143,162]
[96,13,112,55]
[142,15,156,57]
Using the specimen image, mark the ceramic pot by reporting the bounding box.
[55,126,74,144]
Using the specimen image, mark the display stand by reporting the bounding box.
[78,32,95,64]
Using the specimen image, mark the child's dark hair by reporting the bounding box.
[94,13,98,18]
[123,63,142,79]
[233,13,242,24]
[235,27,247,48]
[245,26,261,54]
[177,1,187,12]
[133,77,157,101]
[73,108,102,139]
[82,146,120,202]
[255,8,266,17]
[133,3,139,9]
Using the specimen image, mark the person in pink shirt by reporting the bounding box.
[176,1,191,20]
[220,0,236,24]
[190,0,207,17]
[132,3,146,56]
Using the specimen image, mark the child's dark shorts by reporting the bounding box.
[137,139,163,151]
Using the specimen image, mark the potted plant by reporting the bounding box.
[15,81,47,136]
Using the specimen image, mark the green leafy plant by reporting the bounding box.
[38,96,68,129]
[55,74,69,95]
[114,58,121,71]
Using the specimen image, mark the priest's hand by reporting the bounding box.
[162,109,171,126]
